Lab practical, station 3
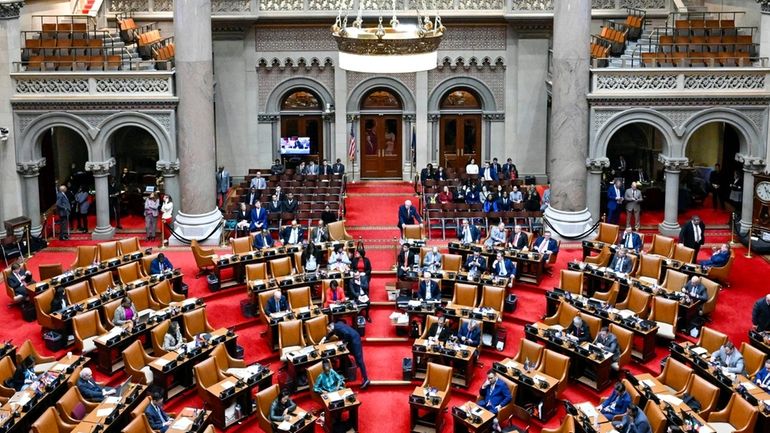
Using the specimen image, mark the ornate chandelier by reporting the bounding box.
[331,1,445,74]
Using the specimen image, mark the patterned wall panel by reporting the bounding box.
[440,25,506,50]
[255,26,337,52]
[428,65,504,108]
[257,66,335,112]
[346,71,416,101]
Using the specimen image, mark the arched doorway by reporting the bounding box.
[39,126,90,212]
[110,126,160,217]
[280,88,324,166]
[360,88,403,178]
[439,88,482,171]
[685,122,740,211]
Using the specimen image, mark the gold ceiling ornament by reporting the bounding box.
[331,0,445,73]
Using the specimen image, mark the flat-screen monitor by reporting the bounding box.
[280,136,311,155]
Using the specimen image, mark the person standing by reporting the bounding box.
[753,294,770,332]
[160,195,174,243]
[74,186,90,233]
[56,185,71,240]
[624,182,643,230]
[606,179,624,225]
[729,170,743,216]
[709,164,725,210]
[216,166,231,208]
[325,321,370,389]
[144,192,160,241]
[397,200,422,230]
[679,215,706,259]
[109,177,124,230]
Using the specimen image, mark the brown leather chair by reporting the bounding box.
[584,246,611,267]
[706,250,734,287]
[513,338,544,369]
[4,268,24,305]
[661,269,688,293]
[701,277,720,318]
[677,374,719,418]
[707,393,758,433]
[118,262,144,285]
[449,283,478,308]
[306,361,325,404]
[246,263,268,281]
[256,384,280,433]
[559,269,584,296]
[741,341,766,377]
[211,343,245,371]
[542,414,574,433]
[257,290,275,327]
[39,263,63,281]
[231,236,251,255]
[287,286,312,309]
[118,237,141,255]
[635,254,663,285]
[102,298,121,329]
[183,308,215,340]
[17,339,55,372]
[304,315,329,345]
[151,280,184,307]
[65,281,93,304]
[538,349,570,396]
[270,257,293,278]
[0,357,16,403]
[193,358,229,426]
[593,281,620,305]
[582,314,601,341]
[129,396,151,420]
[604,379,640,406]
[610,324,633,371]
[141,254,157,275]
[98,241,119,261]
[191,239,216,278]
[442,253,463,272]
[122,340,157,385]
[72,309,107,353]
[647,234,675,258]
[648,296,678,340]
[128,286,161,312]
[67,365,84,388]
[616,286,651,317]
[327,220,353,241]
[596,223,620,244]
[543,301,579,329]
[673,244,695,263]
[479,285,505,313]
[32,407,77,433]
[657,357,693,394]
[279,319,306,359]
[644,400,667,433]
[403,224,424,240]
[35,288,64,331]
[420,315,440,340]
[72,245,98,268]
[150,319,172,356]
[90,272,114,295]
[422,362,453,413]
[56,386,99,423]
[698,327,727,353]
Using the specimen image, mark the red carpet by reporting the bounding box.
[0,182,761,432]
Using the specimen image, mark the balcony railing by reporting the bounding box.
[10,70,175,99]
[589,67,770,96]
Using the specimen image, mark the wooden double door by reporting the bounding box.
[360,115,402,178]
[440,114,482,172]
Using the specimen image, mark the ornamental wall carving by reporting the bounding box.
[255,26,336,52]
[429,59,505,109]
[440,26,507,51]
[256,60,335,112]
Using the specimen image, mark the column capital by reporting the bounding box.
[736,153,765,172]
[657,155,689,172]
[156,159,180,176]
[402,114,416,122]
[16,158,45,176]
[85,158,116,176]
[482,113,505,122]
[585,157,610,172]
[758,0,770,13]
[346,114,360,122]
[428,113,440,122]
[0,1,24,20]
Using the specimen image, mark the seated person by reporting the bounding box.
[50,287,69,314]
[699,243,731,269]
[597,382,631,419]
[457,319,481,347]
[510,186,523,204]
[566,316,591,343]
[482,195,498,213]
[710,341,745,374]
[422,247,442,273]
[491,252,516,279]
[682,276,708,303]
[484,222,506,247]
[396,244,418,279]
[163,321,185,352]
[619,227,642,253]
[145,388,174,433]
[533,231,559,258]
[150,253,173,274]
[266,290,289,315]
[270,389,298,424]
[283,193,299,214]
[267,195,283,214]
[509,225,529,250]
[754,358,770,390]
[7,263,33,301]
[313,360,345,394]
[113,297,138,326]
[458,219,481,244]
[309,220,328,244]
[350,271,371,322]
[321,205,338,225]
[464,251,487,274]
[477,370,512,415]
[281,220,305,246]
[77,367,116,402]
[252,228,274,249]
[328,244,351,272]
[301,242,320,273]
[426,315,454,341]
[248,202,268,232]
[271,159,285,176]
[9,356,36,391]
[419,272,441,301]
[608,248,632,274]
[612,405,650,433]
[324,280,346,307]
[594,327,620,362]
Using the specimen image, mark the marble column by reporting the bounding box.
[737,153,766,232]
[172,0,221,245]
[586,158,610,223]
[86,159,116,240]
[414,71,428,181]
[658,156,689,236]
[16,159,46,237]
[157,160,181,216]
[542,0,592,238]
[759,1,770,164]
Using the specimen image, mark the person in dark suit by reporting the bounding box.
[419,272,440,301]
[464,251,487,274]
[491,158,502,175]
[597,382,631,419]
[613,405,651,433]
[566,316,591,343]
[351,249,372,280]
[609,248,633,274]
[326,321,370,388]
[216,166,231,208]
[420,164,436,184]
[397,200,423,229]
[319,159,333,176]
[478,370,512,414]
[753,294,770,332]
[309,220,328,244]
[280,220,305,245]
[492,252,516,279]
[145,388,173,432]
[426,315,454,341]
[458,319,481,347]
[509,225,529,250]
[480,162,498,181]
[150,253,173,274]
[270,159,285,176]
[56,185,71,240]
[682,276,708,303]
[619,227,642,253]
[321,204,338,225]
[266,290,289,315]
[267,195,283,214]
[50,287,68,314]
[699,243,730,268]
[332,159,345,175]
[273,186,285,202]
[533,231,559,257]
[242,187,260,206]
[283,193,299,213]
[77,368,115,402]
[458,219,481,244]
[709,163,725,210]
[253,229,274,249]
[501,158,518,180]
[350,271,371,322]
[6,263,33,300]
[397,244,419,279]
[679,216,706,259]
[754,358,770,390]
[607,179,624,225]
[9,357,36,391]
[594,327,620,362]
[249,201,268,232]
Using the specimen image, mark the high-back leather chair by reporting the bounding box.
[118,262,144,285]
[279,319,306,359]
[246,263,268,282]
[648,296,678,340]
[122,340,157,385]
[616,286,651,317]
[403,224,424,240]
[56,386,99,423]
[257,290,275,326]
[647,234,675,258]
[128,286,161,311]
[190,239,217,278]
[0,357,16,403]
[541,414,575,433]
[584,247,611,267]
[442,254,463,272]
[306,361,325,404]
[423,362,452,409]
[4,269,23,305]
[513,338,544,369]
[150,319,172,356]
[141,254,156,275]
[596,223,620,244]
[72,245,98,268]
[707,394,758,433]
[211,343,245,371]
[193,358,228,424]
[698,327,727,353]
[270,257,293,278]
[673,244,695,263]
[701,278,720,317]
[741,342,766,377]
[304,315,329,345]
[559,270,584,296]
[581,314,601,341]
[16,339,55,370]
[256,384,280,433]
[129,396,151,420]
[593,281,620,306]
[231,237,251,255]
[65,281,93,304]
[420,315,440,340]
[479,285,505,313]
[90,272,114,295]
[32,407,76,433]
[450,283,478,308]
[610,324,633,371]
[39,263,63,281]
[102,298,121,329]
[494,376,518,425]
[327,220,353,241]
[151,280,184,307]
[287,286,312,309]
[98,241,119,261]
[661,269,688,293]
[118,237,141,255]
[183,308,215,340]
[706,251,734,287]
[635,254,663,285]
[543,301,579,329]
[644,400,667,433]
[121,413,155,433]
[35,288,63,331]
[679,374,719,418]
[657,357,693,394]
[72,309,107,353]
[538,349,570,396]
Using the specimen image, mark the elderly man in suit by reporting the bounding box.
[458,219,481,244]
[566,316,591,343]
[419,272,440,301]
[594,327,620,362]
[77,368,116,402]
[624,182,643,230]
[533,231,559,258]
[485,221,507,247]
[682,276,708,303]
[619,227,642,253]
[509,225,529,250]
[310,220,328,244]
[699,243,731,268]
[458,319,481,347]
[607,179,624,225]
[480,162,498,181]
[426,315,454,341]
[609,248,633,275]
[680,215,706,259]
[266,290,289,315]
[397,199,422,229]
[216,166,231,208]
[280,220,305,246]
[422,247,442,273]
[478,370,512,414]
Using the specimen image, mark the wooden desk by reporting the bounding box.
[79,384,146,433]
[320,388,360,433]
[630,374,716,433]
[410,386,448,433]
[166,408,212,433]
[286,342,350,392]
[205,376,256,429]
[448,242,546,285]
[70,422,101,433]
[574,402,614,433]
[214,246,302,290]
[452,401,496,433]
[493,359,559,421]
[271,407,316,433]
[412,338,477,388]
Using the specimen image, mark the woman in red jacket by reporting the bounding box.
[324,279,346,307]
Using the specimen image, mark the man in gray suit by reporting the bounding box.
[216,166,231,208]
[56,185,71,240]
[624,182,643,230]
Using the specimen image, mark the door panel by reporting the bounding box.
[440,114,481,171]
[360,115,403,178]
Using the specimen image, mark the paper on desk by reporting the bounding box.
[220,380,235,390]
[171,418,193,430]
[297,306,310,313]
[549,324,564,331]
[505,360,518,369]
[617,310,635,319]
[50,363,67,372]
[640,379,655,389]
[742,382,757,390]
[533,375,547,383]
[96,408,114,417]
[698,426,714,433]
[576,402,597,418]
[690,347,708,356]
[182,298,197,306]
[659,394,683,406]
[155,358,170,367]
[389,312,402,320]
[327,391,342,401]
[104,396,121,404]
[227,367,255,380]
[277,421,292,431]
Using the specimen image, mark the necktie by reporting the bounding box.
[514,233,519,246]
[615,258,623,272]
[290,229,297,244]
[763,373,770,388]
[626,235,633,248]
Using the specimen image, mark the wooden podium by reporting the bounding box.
[4,216,32,257]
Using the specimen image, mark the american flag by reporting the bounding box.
[348,123,356,161]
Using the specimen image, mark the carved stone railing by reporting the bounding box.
[589,67,770,96]
[10,71,175,99]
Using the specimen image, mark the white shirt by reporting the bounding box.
[463,227,473,244]
[161,201,173,220]
[693,224,701,243]
[483,168,493,181]
[289,228,298,245]
[466,164,479,175]
[538,239,549,253]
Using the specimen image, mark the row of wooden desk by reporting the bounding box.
[492,359,560,422]
[447,242,547,285]
[413,338,477,388]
